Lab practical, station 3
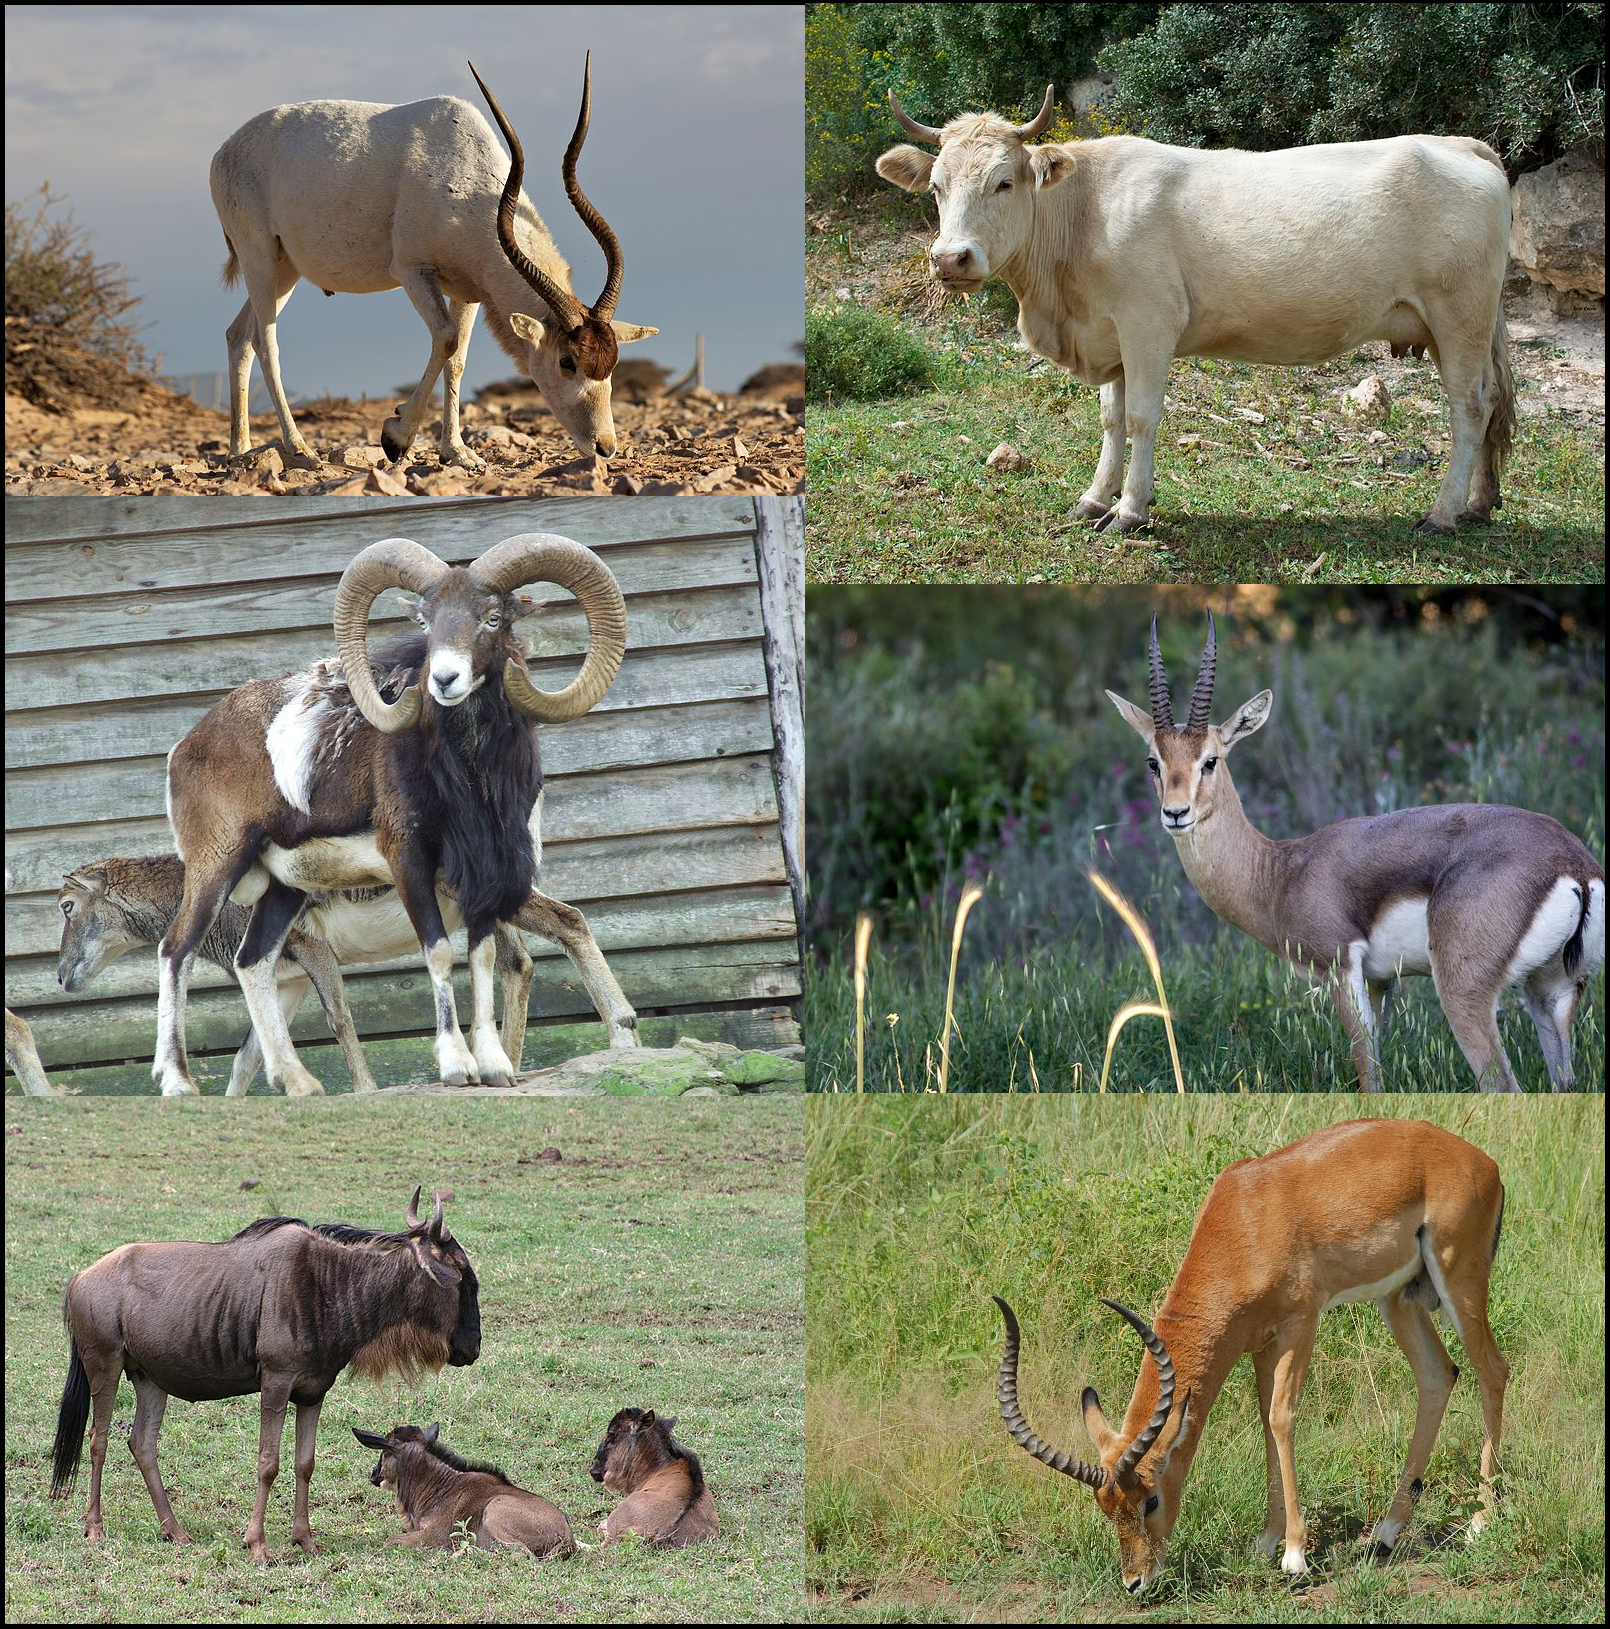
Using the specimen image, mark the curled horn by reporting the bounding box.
[472,534,627,722]
[993,1297,1108,1489]
[887,89,942,144]
[334,538,452,734]
[1013,84,1056,140]
[563,51,625,324]
[469,62,586,334]
[1187,612,1217,732]
[404,1186,423,1228]
[1147,613,1174,731]
[1102,1299,1178,1479]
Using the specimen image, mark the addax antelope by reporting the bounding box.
[1106,616,1604,1091]
[994,1118,1509,1591]
[209,56,656,469]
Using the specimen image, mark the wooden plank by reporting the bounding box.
[5,884,798,1002]
[4,495,757,587]
[14,940,802,1069]
[6,640,773,773]
[6,625,770,717]
[8,817,786,904]
[4,539,760,657]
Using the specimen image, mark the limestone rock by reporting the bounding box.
[1511,147,1605,300]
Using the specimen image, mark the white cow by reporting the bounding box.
[877,89,1515,534]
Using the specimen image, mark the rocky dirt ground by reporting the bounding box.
[5,368,804,498]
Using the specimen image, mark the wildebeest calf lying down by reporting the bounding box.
[50,1189,479,1562]
[589,1407,718,1547]
[356,1422,575,1557]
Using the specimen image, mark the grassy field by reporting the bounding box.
[3,1097,802,1623]
[805,1095,1606,1623]
[805,201,1606,585]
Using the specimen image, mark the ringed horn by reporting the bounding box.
[334,532,628,734]
[1146,610,1218,733]
[887,83,1056,144]
[992,1295,1180,1486]
[470,54,627,382]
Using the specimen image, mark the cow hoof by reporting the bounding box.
[1074,496,1113,521]
[1095,509,1150,535]
[1456,508,1495,526]
[1412,514,1456,535]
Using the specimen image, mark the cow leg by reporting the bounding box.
[516,891,640,1049]
[235,879,324,1096]
[1418,335,1490,533]
[468,926,517,1087]
[290,1399,323,1555]
[244,1385,291,1562]
[1096,341,1169,533]
[128,1376,191,1544]
[438,298,484,469]
[1075,376,1127,520]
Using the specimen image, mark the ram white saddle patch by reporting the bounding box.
[266,672,362,813]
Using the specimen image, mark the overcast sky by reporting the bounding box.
[5,4,803,396]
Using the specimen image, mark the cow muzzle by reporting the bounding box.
[931,243,986,290]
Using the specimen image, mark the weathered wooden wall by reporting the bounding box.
[4,494,801,1090]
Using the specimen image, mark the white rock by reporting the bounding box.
[1342,376,1391,420]
[986,442,1027,471]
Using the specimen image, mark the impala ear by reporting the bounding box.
[1218,690,1273,750]
[876,144,935,192]
[1081,1386,1121,1458]
[509,311,547,346]
[1105,689,1157,743]
[609,320,657,343]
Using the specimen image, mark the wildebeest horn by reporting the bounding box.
[1102,1298,1178,1479]
[887,89,942,144]
[405,1186,423,1228]
[472,534,627,722]
[428,1192,445,1240]
[334,539,452,734]
[1187,613,1217,732]
[469,62,587,335]
[563,51,626,324]
[993,1297,1108,1489]
[1013,85,1056,140]
[1147,614,1174,731]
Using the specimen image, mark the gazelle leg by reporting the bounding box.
[290,1399,323,1555]
[1250,1342,1287,1561]
[1267,1317,1319,1574]
[128,1376,191,1544]
[1370,1290,1458,1553]
[1521,974,1577,1090]
[1367,977,1396,1052]
[1329,947,1383,1090]
[244,1384,291,1563]
[1429,959,1521,1093]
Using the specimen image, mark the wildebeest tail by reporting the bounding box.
[1487,309,1516,481]
[50,1330,90,1499]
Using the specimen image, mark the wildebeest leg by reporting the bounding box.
[468,927,517,1087]
[83,1370,120,1541]
[1418,333,1490,533]
[234,879,324,1096]
[282,935,381,1093]
[244,1383,291,1562]
[437,297,486,470]
[382,266,484,470]
[1075,376,1127,520]
[494,921,535,1068]
[127,1376,192,1544]
[289,1399,323,1555]
[389,845,478,1085]
[1097,336,1169,533]
[516,892,640,1049]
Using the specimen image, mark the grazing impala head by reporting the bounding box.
[875,87,1072,291]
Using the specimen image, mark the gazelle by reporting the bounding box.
[1106,616,1605,1091]
[209,56,656,469]
[994,1118,1509,1591]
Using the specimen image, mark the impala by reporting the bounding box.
[1105,616,1604,1091]
[994,1118,1508,1591]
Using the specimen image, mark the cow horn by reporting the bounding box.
[1013,84,1056,140]
[405,1186,423,1228]
[1147,614,1174,731]
[472,534,627,722]
[887,89,942,144]
[563,51,626,324]
[469,62,587,335]
[1187,613,1217,732]
[993,1297,1108,1489]
[1102,1299,1178,1479]
[334,539,452,734]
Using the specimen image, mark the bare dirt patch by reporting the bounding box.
[5,372,804,499]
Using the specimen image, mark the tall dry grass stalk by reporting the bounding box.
[937,884,984,1093]
[1088,869,1185,1092]
[853,914,873,1094]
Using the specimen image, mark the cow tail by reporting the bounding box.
[1487,308,1516,484]
[51,1330,90,1499]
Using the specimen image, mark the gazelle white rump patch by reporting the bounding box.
[1505,876,1597,985]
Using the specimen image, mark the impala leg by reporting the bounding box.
[1250,1342,1287,1562]
[128,1377,191,1544]
[290,1399,323,1555]
[1370,1290,1457,1554]
[468,928,516,1087]
[1267,1318,1318,1575]
[1075,376,1127,520]
[517,892,640,1049]
[244,1386,290,1563]
[383,267,486,471]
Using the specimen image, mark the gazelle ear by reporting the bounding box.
[1081,1386,1121,1458]
[509,311,547,346]
[1218,690,1273,750]
[1105,689,1157,743]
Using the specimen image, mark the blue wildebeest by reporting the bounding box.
[50,1188,480,1562]
[589,1407,718,1546]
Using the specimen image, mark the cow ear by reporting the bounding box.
[1028,144,1075,192]
[876,145,935,192]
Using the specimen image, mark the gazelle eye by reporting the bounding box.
[1144,1492,1160,1517]
[1146,758,1160,777]
[1201,757,1218,774]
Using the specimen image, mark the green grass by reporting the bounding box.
[805,209,1606,585]
[3,1097,802,1623]
[805,1096,1606,1622]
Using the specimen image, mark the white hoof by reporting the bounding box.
[154,1066,199,1097]
[471,1031,516,1089]
[435,1031,479,1086]
[1280,1543,1309,1576]
[275,1063,327,1097]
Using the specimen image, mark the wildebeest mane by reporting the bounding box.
[663,1427,707,1501]
[229,1215,414,1248]
[425,1435,513,1484]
